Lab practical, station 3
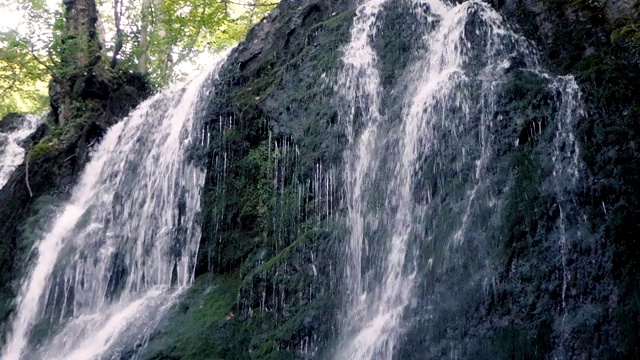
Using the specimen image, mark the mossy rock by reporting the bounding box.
[28,138,61,161]
[611,23,640,44]
[141,275,248,360]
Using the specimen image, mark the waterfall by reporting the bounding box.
[336,0,583,358]
[0,115,42,189]
[336,1,387,357]
[1,53,229,360]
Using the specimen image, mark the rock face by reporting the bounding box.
[1,0,639,358]
[0,114,29,132]
[493,0,640,357]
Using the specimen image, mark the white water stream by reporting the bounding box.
[2,53,229,360]
[0,115,42,189]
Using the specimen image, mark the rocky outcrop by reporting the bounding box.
[0,114,29,132]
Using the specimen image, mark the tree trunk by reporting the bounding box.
[138,0,152,73]
[110,0,123,68]
[50,0,107,125]
[61,0,102,69]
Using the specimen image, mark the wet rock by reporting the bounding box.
[0,114,28,132]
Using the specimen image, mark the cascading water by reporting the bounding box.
[0,115,42,189]
[336,0,583,358]
[1,53,229,360]
[336,1,389,357]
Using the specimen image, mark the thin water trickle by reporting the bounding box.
[548,76,583,357]
[2,52,230,360]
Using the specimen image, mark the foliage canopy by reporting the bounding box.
[0,0,278,119]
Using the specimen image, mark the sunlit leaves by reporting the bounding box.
[106,0,279,85]
[0,31,49,118]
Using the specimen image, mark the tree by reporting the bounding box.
[0,0,280,120]
[105,0,279,85]
[46,0,108,124]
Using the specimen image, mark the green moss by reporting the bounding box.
[308,10,355,72]
[611,23,640,44]
[240,223,322,288]
[141,275,248,360]
[27,112,92,162]
[238,144,273,227]
[28,137,60,161]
